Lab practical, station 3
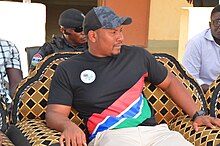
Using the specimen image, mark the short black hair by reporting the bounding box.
[211,5,220,17]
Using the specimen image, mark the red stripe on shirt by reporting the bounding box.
[87,73,148,134]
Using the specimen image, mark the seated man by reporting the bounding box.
[46,6,220,146]
[182,5,220,93]
[29,8,87,72]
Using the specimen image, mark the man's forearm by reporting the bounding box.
[162,73,199,118]
[46,111,74,132]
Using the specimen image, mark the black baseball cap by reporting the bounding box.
[59,8,85,28]
[83,6,132,34]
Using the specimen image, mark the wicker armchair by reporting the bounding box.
[5,52,220,146]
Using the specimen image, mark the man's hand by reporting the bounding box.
[60,122,87,146]
[46,104,87,146]
[193,116,220,131]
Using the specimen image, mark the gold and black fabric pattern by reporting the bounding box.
[169,115,220,146]
[9,52,220,145]
[207,75,220,118]
[13,58,66,122]
[0,96,9,132]
[0,131,15,146]
[143,53,207,124]
[9,52,85,145]
[0,131,14,146]
[11,52,82,124]
[151,53,220,146]
[15,119,60,145]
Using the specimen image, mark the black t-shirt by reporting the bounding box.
[48,45,168,139]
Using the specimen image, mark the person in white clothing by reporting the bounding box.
[182,5,220,93]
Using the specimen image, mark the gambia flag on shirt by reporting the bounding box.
[87,73,152,140]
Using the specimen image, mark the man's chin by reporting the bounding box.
[111,54,119,58]
[214,34,220,40]
[110,50,120,57]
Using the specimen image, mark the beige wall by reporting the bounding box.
[100,0,150,47]
[149,0,191,40]
[42,0,193,59]
[147,0,192,59]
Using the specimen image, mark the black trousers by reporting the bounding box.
[193,0,219,7]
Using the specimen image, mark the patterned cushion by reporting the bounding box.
[15,119,60,145]
[144,53,207,124]
[0,97,8,132]
[11,52,84,126]
[152,53,220,146]
[169,116,220,146]
[207,75,220,118]
[0,131,14,146]
[9,52,85,145]
[9,52,220,145]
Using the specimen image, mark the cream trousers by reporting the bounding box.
[88,124,193,146]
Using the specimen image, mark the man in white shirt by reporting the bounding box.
[182,5,220,93]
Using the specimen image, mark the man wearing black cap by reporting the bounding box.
[46,6,220,146]
[29,8,87,71]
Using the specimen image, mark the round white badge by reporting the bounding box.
[80,70,96,84]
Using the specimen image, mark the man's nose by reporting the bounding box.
[117,32,124,42]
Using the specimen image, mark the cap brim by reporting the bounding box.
[121,17,132,25]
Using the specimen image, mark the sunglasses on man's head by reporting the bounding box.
[70,26,83,33]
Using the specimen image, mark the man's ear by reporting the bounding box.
[60,27,65,34]
[87,30,96,42]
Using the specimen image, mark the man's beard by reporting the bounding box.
[111,54,119,58]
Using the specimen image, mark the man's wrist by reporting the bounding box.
[192,110,206,121]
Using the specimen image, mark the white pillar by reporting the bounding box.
[178,7,213,62]
[0,2,46,77]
